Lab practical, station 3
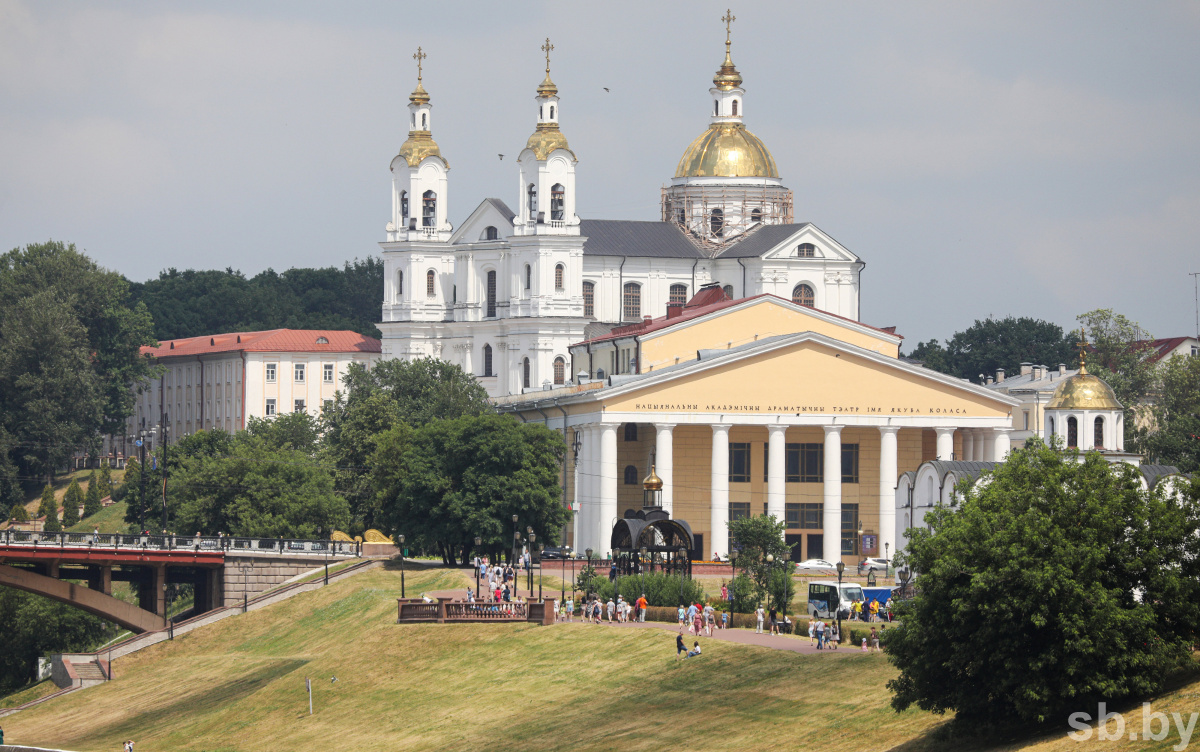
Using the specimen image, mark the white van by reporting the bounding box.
[807,580,864,619]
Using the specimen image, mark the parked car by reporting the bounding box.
[857,557,890,575]
[794,558,839,574]
[539,546,567,560]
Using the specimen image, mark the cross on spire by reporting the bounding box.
[541,37,554,75]
[413,46,426,82]
[722,9,736,50]
[1077,328,1089,373]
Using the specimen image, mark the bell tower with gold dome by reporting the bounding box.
[515,38,579,237]
[662,10,793,251]
[387,47,451,243]
[1044,330,1131,461]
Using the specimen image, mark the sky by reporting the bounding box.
[2,0,1198,346]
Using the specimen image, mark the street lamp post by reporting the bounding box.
[528,532,536,595]
[511,514,519,566]
[835,560,845,644]
[585,547,593,600]
[398,534,406,598]
[639,545,648,599]
[474,536,482,596]
[729,548,738,587]
[678,546,688,605]
[561,546,571,601]
[766,553,775,617]
[160,417,171,533]
[536,542,543,602]
[884,542,890,578]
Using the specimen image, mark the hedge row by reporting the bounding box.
[631,605,892,644]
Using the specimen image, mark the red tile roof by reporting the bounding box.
[575,292,902,347]
[1133,337,1194,363]
[140,329,381,358]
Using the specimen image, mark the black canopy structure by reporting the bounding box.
[609,507,694,578]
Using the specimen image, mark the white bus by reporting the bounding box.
[807,580,865,619]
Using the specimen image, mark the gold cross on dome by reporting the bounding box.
[722,9,736,45]
[1077,328,1089,371]
[413,47,426,81]
[541,37,554,75]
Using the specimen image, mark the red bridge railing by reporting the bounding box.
[397,597,556,626]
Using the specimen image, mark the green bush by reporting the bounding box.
[9,503,29,522]
[593,573,705,607]
[728,572,757,613]
[83,477,102,518]
[98,464,113,498]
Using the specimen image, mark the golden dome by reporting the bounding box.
[397,130,446,168]
[713,49,743,91]
[525,124,574,161]
[1046,368,1123,411]
[642,465,663,491]
[675,123,779,178]
[536,73,558,99]
[409,80,430,105]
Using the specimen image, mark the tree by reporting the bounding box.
[904,339,951,374]
[1143,354,1200,473]
[887,440,1200,727]
[61,479,83,527]
[0,589,110,693]
[9,502,29,522]
[374,413,568,566]
[36,484,58,530]
[245,412,320,453]
[83,474,103,518]
[943,317,1076,382]
[1077,309,1158,450]
[727,515,791,614]
[119,457,159,532]
[97,464,113,498]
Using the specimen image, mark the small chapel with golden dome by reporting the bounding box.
[378,15,864,399]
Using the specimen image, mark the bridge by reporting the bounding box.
[0,530,362,632]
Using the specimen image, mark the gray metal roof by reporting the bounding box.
[924,461,1000,483]
[483,198,516,223]
[1140,464,1183,490]
[579,220,702,259]
[985,368,1076,393]
[713,223,814,258]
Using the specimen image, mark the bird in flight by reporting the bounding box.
[498,154,504,160]
[603,87,610,92]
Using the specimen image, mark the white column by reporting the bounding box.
[571,428,581,550]
[993,428,1011,461]
[578,425,594,553]
[766,424,786,522]
[710,424,731,560]
[822,425,843,563]
[598,423,618,559]
[935,427,955,461]
[982,430,996,463]
[878,426,899,565]
[654,423,675,514]
[974,430,986,461]
[962,430,975,463]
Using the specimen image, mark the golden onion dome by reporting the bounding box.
[675,123,779,178]
[642,465,663,491]
[525,123,574,161]
[536,73,558,99]
[397,130,446,168]
[713,49,743,91]
[409,80,430,105]
[1046,367,1123,411]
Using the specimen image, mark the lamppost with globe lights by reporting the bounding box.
[511,514,519,566]
[835,560,845,644]
[561,546,572,601]
[474,536,482,596]
[639,545,648,599]
[527,531,536,595]
[585,547,594,600]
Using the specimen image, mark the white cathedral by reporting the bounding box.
[378,30,865,398]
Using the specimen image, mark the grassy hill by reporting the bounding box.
[3,566,1198,752]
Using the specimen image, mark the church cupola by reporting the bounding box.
[1044,330,1126,457]
[515,38,579,237]
[710,9,745,124]
[388,47,451,242]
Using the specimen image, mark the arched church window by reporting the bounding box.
[732,99,738,117]
[669,284,687,305]
[483,344,493,377]
[553,356,565,385]
[484,226,499,241]
[550,184,565,221]
[527,184,537,218]
[710,208,724,237]
[792,284,815,307]
[524,264,532,291]
[522,358,531,389]
[549,105,555,119]
[722,285,734,300]
[1048,416,1055,437]
[624,423,638,442]
[714,100,719,116]
[554,263,565,291]
[797,243,816,257]
[396,270,403,299]
[399,191,408,219]
[622,283,641,321]
[1067,416,1078,448]
[422,191,436,227]
[486,271,497,318]
[421,113,427,129]
[676,208,686,225]
[583,281,595,317]
[426,270,436,298]
[751,208,762,223]
[1094,416,1105,449]
[624,465,639,485]
[540,105,544,119]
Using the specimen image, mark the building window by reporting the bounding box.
[792,284,815,307]
[550,183,565,221]
[527,184,537,218]
[751,208,762,223]
[730,502,751,524]
[1067,416,1078,448]
[841,504,860,555]
[554,264,565,291]
[1023,411,1030,431]
[722,284,734,300]
[624,465,638,485]
[399,191,408,219]
[294,399,305,413]
[549,105,555,119]
[796,443,822,483]
[729,442,751,483]
[1094,416,1105,449]
[710,208,724,237]
[485,225,499,240]
[422,190,436,227]
[714,100,719,116]
[624,423,638,442]
[622,283,641,321]
[731,99,738,116]
[583,281,595,317]
[426,270,436,297]
[1048,416,1055,437]
[265,398,276,416]
[486,271,497,317]
[669,284,687,305]
[800,503,823,529]
[785,502,800,529]
[525,264,532,291]
[522,358,531,389]
[483,344,493,377]
[842,444,860,483]
[265,363,276,383]
[323,399,333,413]
[396,270,403,299]
[294,363,305,383]
[323,364,334,383]
[553,356,566,385]
[797,243,816,258]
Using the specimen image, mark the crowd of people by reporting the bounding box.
[559,593,650,623]
[847,597,894,622]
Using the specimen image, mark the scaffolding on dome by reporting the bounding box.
[661,183,794,255]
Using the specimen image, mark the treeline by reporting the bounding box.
[126,258,384,341]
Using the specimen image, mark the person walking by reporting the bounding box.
[677,604,686,627]
[769,606,779,636]
[815,618,826,649]
[869,598,880,623]
[692,605,703,636]
[720,582,729,601]
[807,618,816,646]
[565,596,574,622]
[607,597,616,623]
[755,604,765,634]
[703,603,715,637]
[829,620,840,649]
[685,602,698,634]
[721,610,729,630]
[870,626,880,653]
[636,594,648,622]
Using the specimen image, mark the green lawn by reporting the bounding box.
[67,500,129,534]
[3,567,1197,752]
[0,680,59,709]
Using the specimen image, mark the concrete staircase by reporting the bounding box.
[70,660,108,685]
